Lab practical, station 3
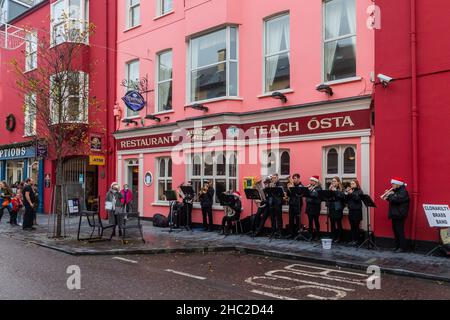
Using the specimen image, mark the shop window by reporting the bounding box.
[25,31,38,72]
[189,152,238,205]
[157,157,172,201]
[24,93,37,136]
[156,50,173,112]
[324,145,357,189]
[126,0,140,29]
[323,0,356,82]
[50,71,89,124]
[156,0,173,17]
[189,26,238,103]
[125,59,140,118]
[261,149,290,179]
[264,13,290,93]
[51,0,89,46]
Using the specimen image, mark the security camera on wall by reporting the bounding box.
[377,74,394,87]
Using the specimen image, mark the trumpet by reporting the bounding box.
[380,188,394,200]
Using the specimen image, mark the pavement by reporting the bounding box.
[0,214,449,284]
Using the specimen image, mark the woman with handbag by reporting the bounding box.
[105,182,124,237]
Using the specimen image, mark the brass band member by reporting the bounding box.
[178,181,194,230]
[345,179,364,246]
[328,177,345,243]
[270,174,284,237]
[254,177,273,236]
[286,174,304,238]
[305,176,322,241]
[251,178,268,234]
[220,191,243,235]
[381,177,410,252]
[199,180,215,232]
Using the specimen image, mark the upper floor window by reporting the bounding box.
[324,145,356,189]
[50,71,89,124]
[24,93,37,136]
[264,13,290,93]
[324,0,356,82]
[125,59,140,118]
[127,0,140,29]
[51,0,89,46]
[156,50,173,112]
[189,26,238,103]
[25,31,38,72]
[157,0,173,17]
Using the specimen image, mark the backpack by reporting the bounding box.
[153,213,169,228]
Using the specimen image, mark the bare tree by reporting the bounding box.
[10,16,101,237]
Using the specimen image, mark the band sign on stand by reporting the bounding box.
[423,204,450,227]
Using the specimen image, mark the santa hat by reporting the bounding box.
[391,177,407,186]
[111,182,119,189]
[310,176,320,183]
[233,191,241,198]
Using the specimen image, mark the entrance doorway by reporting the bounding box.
[125,159,139,212]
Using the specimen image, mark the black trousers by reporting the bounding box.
[184,203,193,228]
[288,205,301,235]
[330,217,343,240]
[9,210,18,225]
[349,219,361,242]
[252,206,266,232]
[274,204,283,233]
[257,206,276,233]
[308,214,320,238]
[392,218,407,250]
[201,206,213,229]
[23,206,34,229]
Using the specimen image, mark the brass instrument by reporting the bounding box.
[380,187,394,200]
[284,177,294,201]
[344,187,352,195]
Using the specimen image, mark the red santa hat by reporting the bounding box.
[310,176,320,183]
[391,177,407,186]
[233,191,241,198]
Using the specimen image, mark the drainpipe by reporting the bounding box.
[410,0,419,247]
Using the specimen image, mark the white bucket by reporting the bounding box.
[321,238,332,250]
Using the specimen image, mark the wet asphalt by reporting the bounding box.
[0,237,449,300]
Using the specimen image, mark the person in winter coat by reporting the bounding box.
[199,180,215,231]
[220,191,243,235]
[0,181,13,224]
[328,177,346,243]
[345,179,364,246]
[384,177,410,252]
[121,184,133,213]
[286,174,304,238]
[305,176,322,241]
[105,182,124,237]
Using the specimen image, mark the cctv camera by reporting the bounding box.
[377,74,394,87]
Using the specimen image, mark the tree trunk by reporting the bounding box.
[55,157,64,238]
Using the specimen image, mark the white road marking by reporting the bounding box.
[165,269,206,280]
[251,290,297,300]
[112,257,138,264]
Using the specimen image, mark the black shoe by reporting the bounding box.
[392,247,400,252]
[23,227,36,231]
[394,248,406,253]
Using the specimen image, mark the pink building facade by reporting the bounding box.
[114,0,375,232]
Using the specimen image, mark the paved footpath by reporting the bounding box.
[0,215,449,284]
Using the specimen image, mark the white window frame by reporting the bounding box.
[50,71,89,124]
[24,93,37,136]
[263,12,291,94]
[126,0,140,29]
[155,49,173,113]
[50,0,89,46]
[261,149,290,180]
[322,0,357,83]
[188,151,238,206]
[187,26,239,104]
[25,31,38,72]
[156,0,173,17]
[156,157,172,202]
[124,59,140,118]
[323,145,357,186]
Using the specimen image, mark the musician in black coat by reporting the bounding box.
[220,191,243,235]
[286,173,304,238]
[270,174,284,236]
[199,181,215,231]
[305,176,322,240]
[345,179,364,245]
[328,177,346,243]
[384,177,410,252]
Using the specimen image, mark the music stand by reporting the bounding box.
[165,190,181,233]
[358,194,379,250]
[264,187,285,241]
[318,190,336,234]
[244,188,261,238]
[290,187,312,242]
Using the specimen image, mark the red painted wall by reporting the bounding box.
[374,0,450,242]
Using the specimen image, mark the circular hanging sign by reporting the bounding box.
[6,114,16,132]
[144,172,153,187]
[122,90,146,112]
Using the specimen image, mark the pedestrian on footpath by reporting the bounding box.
[105,182,124,237]
[381,177,410,253]
[16,182,25,226]
[0,181,13,225]
[22,178,36,231]
[121,184,133,213]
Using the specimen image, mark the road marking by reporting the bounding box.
[165,269,206,280]
[112,257,138,264]
[251,290,297,300]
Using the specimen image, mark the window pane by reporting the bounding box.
[229,61,238,96]
[324,36,356,82]
[327,148,338,174]
[192,180,201,200]
[158,81,173,112]
[158,51,172,81]
[228,153,237,177]
[265,52,290,92]
[204,153,213,176]
[67,97,80,122]
[193,155,201,176]
[280,151,290,176]
[265,14,290,55]
[159,158,166,177]
[158,181,166,201]
[168,158,172,177]
[228,179,237,193]
[162,0,173,14]
[343,147,356,174]
[53,1,65,21]
[216,153,226,176]
[191,63,226,101]
[325,0,356,40]
[230,27,237,60]
[69,0,81,18]
[191,29,226,69]
[215,179,226,203]
[267,152,277,175]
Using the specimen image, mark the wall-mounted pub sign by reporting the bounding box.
[122,90,146,112]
